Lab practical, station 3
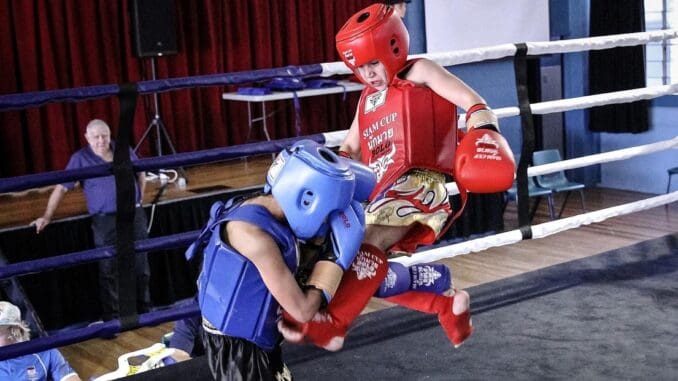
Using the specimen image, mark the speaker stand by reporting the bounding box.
[134,57,188,183]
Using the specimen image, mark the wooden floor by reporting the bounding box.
[2,156,677,379]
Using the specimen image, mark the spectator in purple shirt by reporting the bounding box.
[31,119,151,322]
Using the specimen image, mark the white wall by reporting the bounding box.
[425,0,550,52]
[599,102,678,194]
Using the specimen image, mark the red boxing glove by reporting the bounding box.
[454,128,515,193]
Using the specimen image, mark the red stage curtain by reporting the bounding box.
[0,0,372,176]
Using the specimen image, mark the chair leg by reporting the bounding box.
[578,189,586,212]
[668,176,673,194]
[557,192,571,219]
[546,194,556,220]
[529,197,542,222]
[667,177,673,212]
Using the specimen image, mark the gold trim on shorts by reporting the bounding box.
[365,169,450,236]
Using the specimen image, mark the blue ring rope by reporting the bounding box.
[0,231,200,280]
[0,64,324,112]
[0,134,326,194]
[0,303,200,361]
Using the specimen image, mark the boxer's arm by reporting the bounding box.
[307,201,366,303]
[227,221,323,323]
[338,105,361,160]
[405,58,485,111]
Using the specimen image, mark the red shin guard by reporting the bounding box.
[298,243,388,350]
[385,291,473,348]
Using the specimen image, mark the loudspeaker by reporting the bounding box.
[131,0,178,57]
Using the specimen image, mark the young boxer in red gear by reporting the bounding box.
[279,4,514,351]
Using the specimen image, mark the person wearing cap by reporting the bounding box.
[0,301,82,381]
[185,140,375,380]
[279,4,515,352]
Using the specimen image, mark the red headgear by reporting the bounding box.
[335,4,409,85]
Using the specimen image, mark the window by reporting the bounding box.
[644,0,678,85]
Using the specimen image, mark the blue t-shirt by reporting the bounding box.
[169,316,204,357]
[62,142,141,214]
[0,348,78,381]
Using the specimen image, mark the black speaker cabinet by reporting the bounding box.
[131,0,178,57]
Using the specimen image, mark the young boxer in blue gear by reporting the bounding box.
[187,140,375,380]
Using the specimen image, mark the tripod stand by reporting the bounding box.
[134,57,187,182]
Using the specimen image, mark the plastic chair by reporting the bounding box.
[505,176,556,221]
[667,166,678,193]
[532,149,586,218]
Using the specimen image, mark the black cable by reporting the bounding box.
[146,183,168,234]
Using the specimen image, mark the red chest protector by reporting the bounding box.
[358,63,458,199]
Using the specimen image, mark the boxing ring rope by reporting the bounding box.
[488,82,678,122]
[1,29,677,360]
[526,138,678,177]
[0,136,322,194]
[443,136,678,195]
[392,191,678,268]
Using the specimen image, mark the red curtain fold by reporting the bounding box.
[0,0,372,177]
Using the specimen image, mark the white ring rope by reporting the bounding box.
[319,30,678,77]
[443,136,678,196]
[524,29,678,56]
[323,135,678,199]
[486,83,678,124]
[324,78,678,141]
[421,30,678,68]
[392,190,678,267]
[322,134,678,197]
[527,137,678,177]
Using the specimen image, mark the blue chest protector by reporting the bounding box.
[192,200,299,351]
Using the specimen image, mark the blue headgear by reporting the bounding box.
[265,140,375,240]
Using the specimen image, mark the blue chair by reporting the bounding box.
[667,166,678,193]
[505,176,556,221]
[532,149,586,218]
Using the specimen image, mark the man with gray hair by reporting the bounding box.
[0,301,82,380]
[31,119,152,322]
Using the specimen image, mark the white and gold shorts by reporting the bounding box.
[365,169,452,252]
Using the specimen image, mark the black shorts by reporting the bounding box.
[202,330,291,381]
